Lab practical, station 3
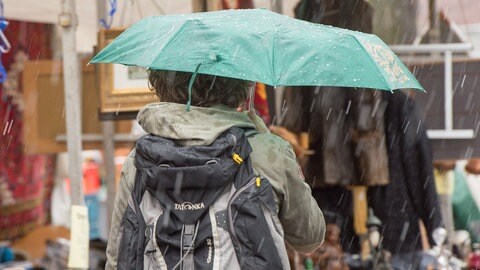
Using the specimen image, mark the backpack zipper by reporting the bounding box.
[227,176,257,253]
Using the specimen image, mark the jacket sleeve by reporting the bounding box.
[105,151,136,270]
[279,143,325,253]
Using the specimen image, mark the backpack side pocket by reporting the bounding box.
[230,177,286,270]
[117,204,139,270]
[259,200,290,270]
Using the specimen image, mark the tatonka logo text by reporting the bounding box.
[175,202,205,211]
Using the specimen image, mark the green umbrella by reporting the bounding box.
[91,8,423,92]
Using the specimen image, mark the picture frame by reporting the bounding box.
[23,59,134,154]
[96,29,157,114]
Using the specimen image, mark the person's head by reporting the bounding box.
[148,70,253,109]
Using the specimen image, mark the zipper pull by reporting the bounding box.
[256,177,261,187]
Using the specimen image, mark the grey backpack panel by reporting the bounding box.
[117,127,289,269]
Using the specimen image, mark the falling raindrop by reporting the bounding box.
[162,205,172,228]
[346,100,352,115]
[337,193,344,206]
[461,74,467,88]
[7,119,15,134]
[475,122,480,137]
[326,107,332,120]
[2,120,10,136]
[464,146,474,159]
[174,171,184,195]
[281,99,287,112]
[115,104,122,116]
[256,237,265,253]
[163,245,170,255]
[309,99,316,113]
[403,121,410,133]
[416,120,422,134]
[399,221,410,242]
[311,176,317,188]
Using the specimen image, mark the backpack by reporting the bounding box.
[117,127,290,270]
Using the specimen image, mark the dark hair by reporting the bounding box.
[148,70,252,108]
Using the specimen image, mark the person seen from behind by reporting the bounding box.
[105,70,325,269]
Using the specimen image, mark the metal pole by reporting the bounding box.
[429,0,440,43]
[97,0,117,232]
[444,50,453,131]
[390,43,472,53]
[60,0,84,206]
[102,121,116,230]
[192,0,207,12]
[61,2,90,268]
[271,0,283,14]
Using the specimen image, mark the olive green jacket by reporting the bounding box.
[106,102,325,269]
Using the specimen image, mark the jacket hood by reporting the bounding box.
[137,102,260,145]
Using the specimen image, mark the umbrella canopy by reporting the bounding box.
[91,9,424,91]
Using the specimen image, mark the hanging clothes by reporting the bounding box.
[282,86,389,187]
[282,86,355,186]
[286,92,443,254]
[349,90,389,186]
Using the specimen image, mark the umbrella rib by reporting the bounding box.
[160,20,192,53]
[271,32,276,86]
[271,18,287,86]
[151,19,195,67]
[350,36,393,91]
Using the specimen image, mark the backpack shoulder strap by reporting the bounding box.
[244,128,260,138]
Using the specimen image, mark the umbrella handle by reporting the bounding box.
[186,63,202,112]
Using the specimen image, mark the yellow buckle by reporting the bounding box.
[232,153,243,164]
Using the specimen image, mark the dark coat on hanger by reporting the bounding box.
[370,91,443,253]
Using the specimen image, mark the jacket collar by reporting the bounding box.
[137,102,258,145]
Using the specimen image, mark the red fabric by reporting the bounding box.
[253,83,270,124]
[221,0,254,9]
[0,20,54,240]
